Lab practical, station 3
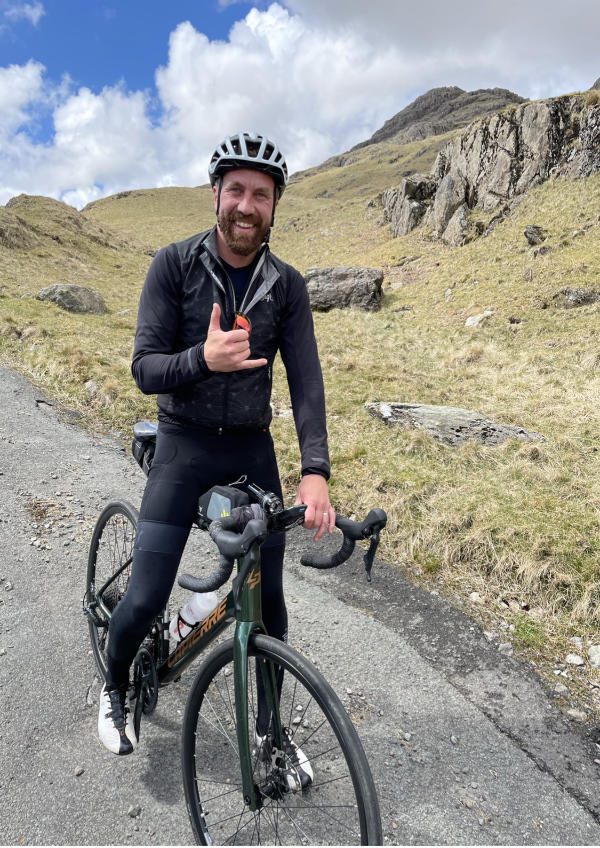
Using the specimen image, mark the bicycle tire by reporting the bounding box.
[86,499,139,679]
[182,634,382,845]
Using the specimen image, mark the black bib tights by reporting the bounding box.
[106,423,287,690]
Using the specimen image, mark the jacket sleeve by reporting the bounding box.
[278,269,331,480]
[131,245,212,394]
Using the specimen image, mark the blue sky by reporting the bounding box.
[1,2,264,94]
[1,0,598,207]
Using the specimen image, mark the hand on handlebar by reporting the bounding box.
[295,474,335,541]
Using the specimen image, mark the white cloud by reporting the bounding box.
[155,5,412,179]
[0,60,45,135]
[4,2,45,26]
[1,1,599,208]
[283,0,600,96]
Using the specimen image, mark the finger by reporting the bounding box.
[314,514,328,541]
[303,502,316,529]
[208,302,222,333]
[238,358,268,370]
[315,509,331,542]
[328,506,336,534]
[226,339,251,357]
[228,329,250,342]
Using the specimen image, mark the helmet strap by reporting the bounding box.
[215,178,223,217]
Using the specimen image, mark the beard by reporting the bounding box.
[217,210,271,257]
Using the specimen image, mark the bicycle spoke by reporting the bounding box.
[182,636,379,845]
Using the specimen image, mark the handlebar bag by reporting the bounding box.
[198,485,250,524]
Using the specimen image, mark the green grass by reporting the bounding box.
[1,131,600,707]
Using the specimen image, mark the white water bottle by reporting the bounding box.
[169,591,219,642]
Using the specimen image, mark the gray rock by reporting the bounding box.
[588,645,600,668]
[566,709,587,722]
[38,284,108,314]
[443,203,469,246]
[428,172,467,236]
[382,174,438,236]
[305,267,383,312]
[552,287,600,308]
[365,402,544,446]
[524,225,547,246]
[565,653,585,666]
[592,78,600,91]
[465,309,493,327]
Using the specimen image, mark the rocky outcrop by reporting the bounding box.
[381,174,437,236]
[354,86,525,148]
[366,402,543,446]
[383,95,600,243]
[38,284,108,314]
[304,267,384,311]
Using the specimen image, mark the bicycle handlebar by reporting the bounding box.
[300,509,387,573]
[178,498,387,594]
[178,506,267,593]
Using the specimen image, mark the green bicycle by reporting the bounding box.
[84,421,387,845]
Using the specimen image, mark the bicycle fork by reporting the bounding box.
[232,548,284,812]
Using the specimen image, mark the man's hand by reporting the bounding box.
[204,303,268,372]
[295,474,335,541]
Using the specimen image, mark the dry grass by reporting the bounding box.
[1,133,600,709]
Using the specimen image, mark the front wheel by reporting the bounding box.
[182,635,382,845]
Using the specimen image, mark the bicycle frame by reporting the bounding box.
[94,540,282,810]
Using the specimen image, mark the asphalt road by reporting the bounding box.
[1,365,600,845]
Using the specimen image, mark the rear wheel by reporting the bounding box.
[182,635,382,845]
[85,500,138,679]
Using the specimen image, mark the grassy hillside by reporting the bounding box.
[1,128,599,715]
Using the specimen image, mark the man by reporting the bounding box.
[98,131,333,770]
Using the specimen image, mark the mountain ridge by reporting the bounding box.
[353,85,526,148]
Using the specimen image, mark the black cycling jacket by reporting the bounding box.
[132,226,330,479]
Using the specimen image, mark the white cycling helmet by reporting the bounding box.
[208,131,288,196]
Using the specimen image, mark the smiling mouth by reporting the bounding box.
[234,221,255,230]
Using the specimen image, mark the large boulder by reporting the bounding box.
[305,267,384,311]
[38,284,108,314]
[366,402,543,446]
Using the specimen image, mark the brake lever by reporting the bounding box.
[363,529,381,582]
[270,504,307,533]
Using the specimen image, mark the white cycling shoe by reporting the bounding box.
[98,683,138,755]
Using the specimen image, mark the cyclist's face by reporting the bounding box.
[215,169,276,258]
